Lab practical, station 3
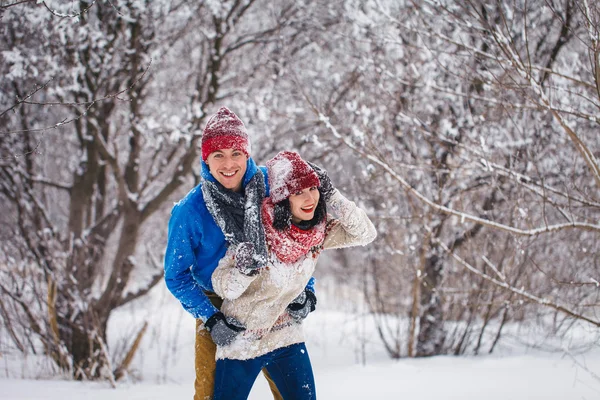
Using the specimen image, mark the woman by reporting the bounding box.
[210,151,377,399]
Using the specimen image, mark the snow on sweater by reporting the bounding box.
[211,189,377,360]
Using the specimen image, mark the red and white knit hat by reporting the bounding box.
[201,107,250,161]
[267,151,320,204]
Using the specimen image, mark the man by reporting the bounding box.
[164,107,316,400]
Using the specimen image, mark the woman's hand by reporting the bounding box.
[307,161,335,202]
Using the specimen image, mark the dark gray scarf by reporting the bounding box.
[202,172,268,270]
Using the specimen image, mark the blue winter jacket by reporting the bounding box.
[164,157,315,321]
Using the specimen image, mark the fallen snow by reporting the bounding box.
[2,287,599,400]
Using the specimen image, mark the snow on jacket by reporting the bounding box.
[164,158,315,322]
[211,189,377,360]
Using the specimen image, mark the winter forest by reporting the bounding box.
[1,0,599,398]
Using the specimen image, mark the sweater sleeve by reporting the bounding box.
[164,202,218,322]
[322,189,377,250]
[211,249,259,300]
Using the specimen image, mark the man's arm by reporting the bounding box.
[305,276,316,293]
[164,203,218,322]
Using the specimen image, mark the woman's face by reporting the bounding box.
[288,186,320,224]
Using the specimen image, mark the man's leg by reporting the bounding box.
[265,343,316,400]
[194,319,217,400]
[262,368,284,400]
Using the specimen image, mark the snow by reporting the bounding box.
[5,350,599,399]
[2,288,600,400]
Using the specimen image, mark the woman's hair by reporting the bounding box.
[272,188,327,231]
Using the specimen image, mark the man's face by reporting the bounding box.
[205,148,248,192]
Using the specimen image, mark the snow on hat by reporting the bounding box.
[201,106,250,161]
[267,151,320,204]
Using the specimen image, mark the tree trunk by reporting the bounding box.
[57,305,108,379]
[416,252,445,357]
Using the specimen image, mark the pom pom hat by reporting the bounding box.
[201,107,250,161]
[267,151,320,204]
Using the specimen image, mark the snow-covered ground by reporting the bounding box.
[2,286,600,400]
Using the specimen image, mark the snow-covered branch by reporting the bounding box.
[41,0,96,18]
[0,60,152,136]
[429,227,600,327]
[420,128,600,209]
[314,111,600,236]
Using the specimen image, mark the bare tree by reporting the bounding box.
[2,0,598,379]
[0,0,312,380]
[277,0,599,357]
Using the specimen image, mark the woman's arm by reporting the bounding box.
[322,189,377,250]
[211,248,260,300]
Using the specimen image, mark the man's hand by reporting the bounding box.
[204,312,246,346]
[287,290,317,322]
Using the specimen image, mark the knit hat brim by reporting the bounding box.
[201,135,249,161]
[201,107,250,161]
[271,173,320,204]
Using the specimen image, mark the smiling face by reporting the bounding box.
[205,148,248,192]
[288,186,321,224]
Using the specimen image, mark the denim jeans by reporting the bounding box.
[213,342,316,400]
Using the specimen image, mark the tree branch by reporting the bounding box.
[429,227,600,327]
[313,108,600,235]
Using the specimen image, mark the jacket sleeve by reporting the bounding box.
[259,165,270,196]
[305,276,316,293]
[164,202,218,322]
[211,249,259,300]
[322,189,377,250]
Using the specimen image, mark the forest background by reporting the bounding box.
[1,0,599,389]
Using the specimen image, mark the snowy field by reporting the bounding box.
[2,286,600,400]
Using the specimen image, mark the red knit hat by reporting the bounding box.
[267,151,321,203]
[201,107,250,161]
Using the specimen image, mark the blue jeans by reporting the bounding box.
[213,342,316,400]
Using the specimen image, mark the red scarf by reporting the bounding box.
[262,198,326,264]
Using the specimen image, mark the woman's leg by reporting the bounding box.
[264,343,316,400]
[213,356,265,400]
[195,292,282,399]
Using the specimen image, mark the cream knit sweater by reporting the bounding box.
[211,189,377,360]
